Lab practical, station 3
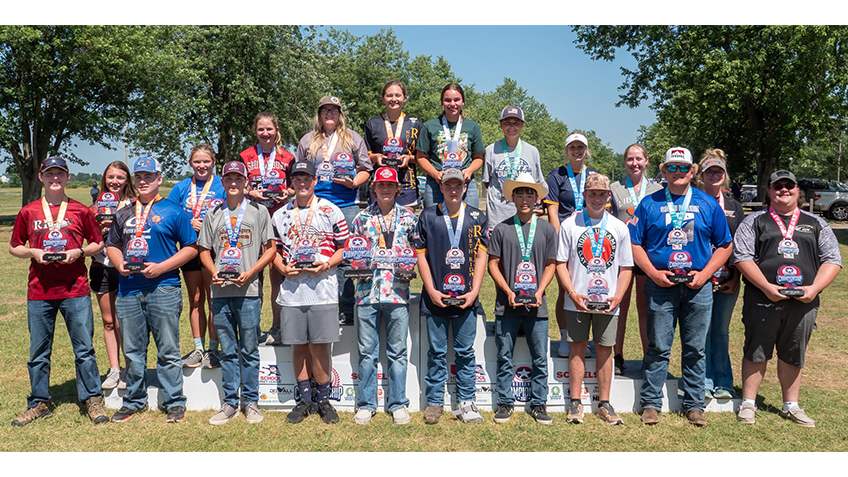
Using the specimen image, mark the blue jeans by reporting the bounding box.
[495,316,549,406]
[116,285,185,410]
[356,303,410,412]
[26,296,101,407]
[337,204,359,318]
[705,286,740,391]
[641,281,712,412]
[423,175,479,209]
[212,297,262,407]
[424,309,478,405]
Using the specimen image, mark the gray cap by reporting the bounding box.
[440,168,465,184]
[318,95,342,109]
[499,106,525,122]
[769,170,797,186]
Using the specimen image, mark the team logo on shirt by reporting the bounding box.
[318,205,334,216]
[576,230,616,269]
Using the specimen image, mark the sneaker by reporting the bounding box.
[493,404,514,424]
[641,407,660,425]
[423,405,444,425]
[166,406,186,423]
[613,355,626,376]
[243,402,263,424]
[391,406,411,425]
[85,396,110,424]
[557,340,570,358]
[530,405,553,425]
[455,401,484,424]
[209,403,238,425]
[117,369,127,390]
[686,409,708,427]
[597,402,624,425]
[705,388,714,400]
[201,350,220,369]
[181,349,204,368]
[354,408,375,425]
[737,402,756,424]
[11,402,52,427]
[339,312,354,325]
[263,327,282,346]
[713,388,733,400]
[102,368,121,390]
[316,399,340,424]
[779,406,815,428]
[110,404,147,423]
[286,400,314,424]
[567,400,584,424]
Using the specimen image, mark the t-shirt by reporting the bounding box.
[239,145,296,216]
[91,198,134,267]
[411,202,489,317]
[363,114,423,192]
[488,215,558,318]
[197,200,274,298]
[272,197,349,306]
[416,115,485,172]
[609,177,663,224]
[544,165,598,223]
[295,130,372,208]
[105,197,198,296]
[11,198,102,300]
[557,211,633,315]
[628,186,732,272]
[482,139,544,227]
[166,175,227,221]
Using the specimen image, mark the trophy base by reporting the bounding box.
[43,253,67,262]
[514,295,537,305]
[125,262,145,271]
[96,214,115,222]
[263,190,283,198]
[344,269,374,279]
[779,287,805,297]
[333,173,354,180]
[395,270,417,280]
[218,270,240,279]
[293,262,316,269]
[383,159,401,167]
[586,301,610,310]
[668,274,693,284]
[442,297,466,306]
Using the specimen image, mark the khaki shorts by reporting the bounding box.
[564,310,618,346]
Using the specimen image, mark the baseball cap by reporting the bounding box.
[440,168,465,184]
[769,170,797,186]
[290,160,316,177]
[221,161,248,178]
[700,157,726,172]
[499,106,525,122]
[318,95,342,109]
[584,173,611,191]
[664,147,693,166]
[373,167,399,184]
[133,156,161,174]
[40,156,69,173]
[565,133,588,147]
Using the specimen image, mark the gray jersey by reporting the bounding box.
[483,139,544,228]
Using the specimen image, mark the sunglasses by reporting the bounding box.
[666,164,691,173]
[771,181,796,191]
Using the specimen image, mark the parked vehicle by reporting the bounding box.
[741,185,758,203]
[798,178,848,221]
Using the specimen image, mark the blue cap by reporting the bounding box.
[40,156,70,173]
[133,156,161,174]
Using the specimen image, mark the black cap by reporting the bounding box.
[769,170,797,186]
[40,156,69,173]
[290,160,316,177]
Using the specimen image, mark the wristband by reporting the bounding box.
[567,290,576,297]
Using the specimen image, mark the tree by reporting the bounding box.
[574,26,848,199]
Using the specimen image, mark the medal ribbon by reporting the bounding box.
[293,197,318,241]
[383,112,405,140]
[513,214,538,263]
[717,191,725,211]
[321,132,340,163]
[441,202,466,250]
[582,208,609,260]
[373,203,398,249]
[501,139,523,181]
[41,197,68,232]
[768,206,800,241]
[625,175,648,210]
[224,198,248,248]
[440,115,463,154]
[664,186,693,230]
[134,195,161,238]
[255,144,277,179]
[567,164,586,211]
[190,176,214,219]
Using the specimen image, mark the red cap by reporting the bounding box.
[373,167,399,183]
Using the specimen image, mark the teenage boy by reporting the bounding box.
[10,156,108,427]
[350,167,418,425]
[106,156,199,423]
[413,168,489,424]
[272,160,349,425]
[488,172,557,425]
[556,173,632,425]
[198,161,276,425]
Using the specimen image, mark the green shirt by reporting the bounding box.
[416,115,485,172]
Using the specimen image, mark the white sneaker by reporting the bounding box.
[557,340,571,358]
[102,368,121,390]
[455,401,484,424]
[209,403,238,425]
[392,406,411,425]
[244,402,264,424]
[354,408,375,425]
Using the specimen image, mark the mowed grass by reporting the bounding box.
[1,187,847,451]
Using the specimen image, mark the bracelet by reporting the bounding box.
[79,248,85,258]
[567,290,576,297]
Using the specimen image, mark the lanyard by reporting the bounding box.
[256,144,276,178]
[293,197,318,239]
[768,206,800,241]
[664,186,692,230]
[383,113,405,140]
[321,131,340,162]
[224,199,248,248]
[501,139,523,181]
[513,214,538,262]
[582,208,609,260]
[440,115,463,153]
[134,195,161,238]
[41,197,68,231]
[625,175,648,210]
[441,202,466,250]
[190,176,213,219]
[717,191,725,211]
[373,203,399,249]
[567,164,586,211]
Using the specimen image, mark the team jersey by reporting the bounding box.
[482,139,544,227]
[544,165,598,223]
[239,145,296,216]
[295,130,372,208]
[363,113,423,192]
[167,175,227,223]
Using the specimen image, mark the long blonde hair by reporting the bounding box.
[308,100,354,159]
[697,148,730,190]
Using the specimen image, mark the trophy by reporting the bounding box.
[218,246,242,280]
[372,247,396,270]
[586,277,611,310]
[513,261,537,305]
[292,237,319,269]
[394,247,418,280]
[777,265,805,297]
[343,235,373,279]
[42,229,68,261]
[382,138,404,168]
[125,237,148,271]
[262,169,285,198]
[443,151,463,170]
[667,251,694,284]
[317,161,334,182]
[441,274,467,306]
[95,191,119,221]
[332,152,355,180]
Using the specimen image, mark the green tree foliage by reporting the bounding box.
[574,25,848,198]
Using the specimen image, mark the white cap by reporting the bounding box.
[664,147,693,166]
[565,133,588,147]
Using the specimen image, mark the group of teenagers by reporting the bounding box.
[10,81,841,430]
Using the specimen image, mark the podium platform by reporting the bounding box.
[104,294,739,413]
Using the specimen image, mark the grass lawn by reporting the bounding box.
[1,187,847,451]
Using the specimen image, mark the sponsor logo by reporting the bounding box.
[329,368,344,401]
[511,366,532,403]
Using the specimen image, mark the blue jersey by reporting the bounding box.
[628,186,732,271]
[166,175,227,221]
[106,198,198,296]
[544,165,597,223]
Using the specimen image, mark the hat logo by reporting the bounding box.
[508,108,517,114]
[296,163,306,169]
[380,169,393,178]
[331,97,339,104]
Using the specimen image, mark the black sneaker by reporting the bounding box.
[110,404,147,423]
[286,400,314,424]
[166,406,185,423]
[530,405,553,425]
[493,404,513,424]
[339,313,354,326]
[316,399,340,424]
[614,354,626,376]
[201,350,220,369]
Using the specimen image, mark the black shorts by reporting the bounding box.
[89,262,119,294]
[741,286,818,368]
[181,255,203,273]
[632,264,646,276]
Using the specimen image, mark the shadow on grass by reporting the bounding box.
[834,229,848,247]
[733,385,785,417]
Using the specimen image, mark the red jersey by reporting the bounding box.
[11,198,103,300]
[239,145,295,217]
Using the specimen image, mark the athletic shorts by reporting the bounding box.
[89,262,119,294]
[742,287,818,368]
[280,304,340,344]
[181,255,203,273]
[564,310,618,346]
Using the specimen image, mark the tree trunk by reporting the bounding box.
[10,147,43,207]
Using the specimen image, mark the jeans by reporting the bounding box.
[212,297,262,407]
[641,281,712,412]
[337,204,359,318]
[705,286,740,391]
[26,296,101,407]
[116,285,185,410]
[424,309,478,405]
[356,303,410,412]
[423,175,479,209]
[495,316,549,406]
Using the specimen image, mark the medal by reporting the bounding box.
[582,209,608,273]
[625,175,648,212]
[513,215,539,304]
[316,161,334,182]
[125,197,157,271]
[441,115,463,154]
[769,206,801,259]
[501,139,523,181]
[291,198,319,269]
[382,113,406,167]
[566,164,586,211]
[665,186,692,250]
[190,176,213,220]
[218,198,247,279]
[41,198,69,261]
[442,202,466,269]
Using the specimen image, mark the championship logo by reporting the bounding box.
[333,152,355,179]
[329,368,344,402]
[511,366,533,403]
[258,364,281,385]
[514,271,537,290]
[127,237,148,255]
[43,229,67,253]
[777,265,804,287]
[372,247,395,269]
[444,151,463,169]
[587,277,610,299]
[667,251,692,270]
[445,248,465,269]
[576,230,616,269]
[343,235,371,261]
[317,161,334,181]
[443,273,466,293]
